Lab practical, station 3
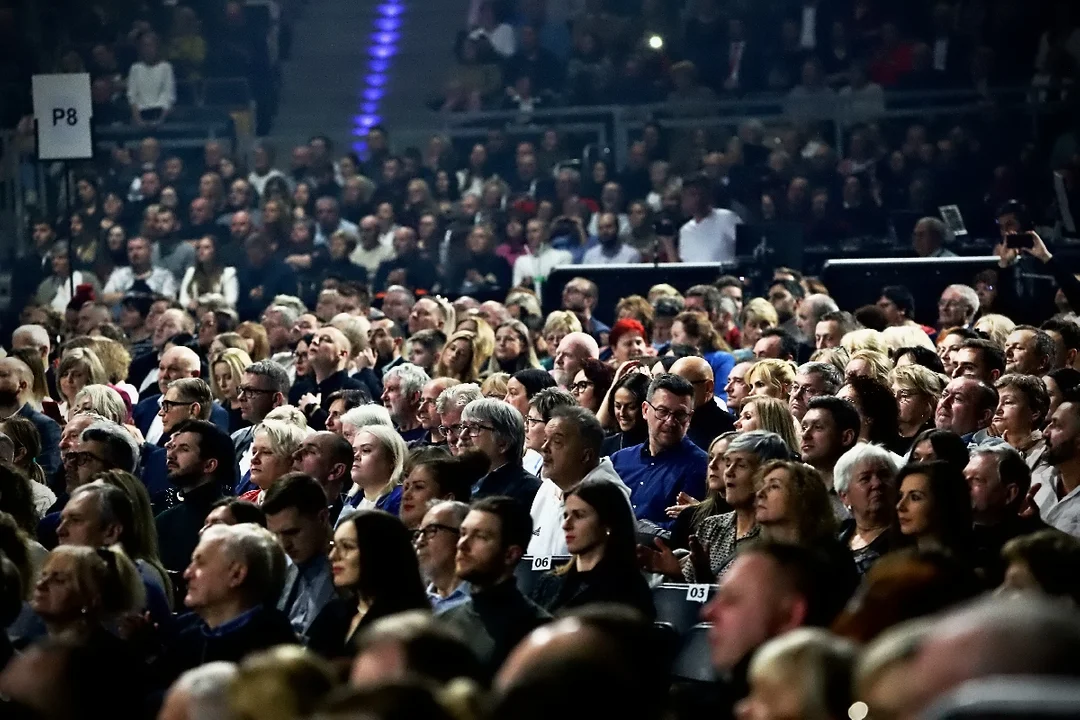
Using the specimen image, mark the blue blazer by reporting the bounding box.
[133,394,231,440]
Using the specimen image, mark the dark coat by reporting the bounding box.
[530,558,656,619]
[440,580,550,677]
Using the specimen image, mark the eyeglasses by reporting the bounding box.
[646,401,692,425]
[238,386,276,397]
[439,423,465,436]
[570,381,595,394]
[412,524,461,543]
[460,422,496,437]
[524,416,547,427]
[67,450,107,467]
[160,399,194,411]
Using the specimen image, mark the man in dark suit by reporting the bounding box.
[459,398,540,509]
[133,346,229,443]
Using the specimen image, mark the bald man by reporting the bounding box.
[553,332,600,388]
[0,356,61,476]
[304,326,368,430]
[671,356,735,452]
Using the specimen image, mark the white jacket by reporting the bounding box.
[527,458,630,557]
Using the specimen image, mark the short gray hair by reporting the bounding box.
[944,284,980,318]
[73,384,128,424]
[428,499,470,524]
[832,443,899,495]
[384,362,430,397]
[461,397,525,458]
[341,404,393,430]
[796,361,843,395]
[201,523,286,605]
[169,662,238,720]
[244,360,290,394]
[436,383,482,414]
[81,420,140,473]
[264,304,299,328]
[802,294,839,324]
[13,324,50,353]
[725,430,792,463]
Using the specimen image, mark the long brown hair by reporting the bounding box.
[757,460,838,544]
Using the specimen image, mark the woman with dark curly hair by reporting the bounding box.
[600,371,651,455]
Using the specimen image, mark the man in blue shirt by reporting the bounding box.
[416,500,471,614]
[611,373,708,527]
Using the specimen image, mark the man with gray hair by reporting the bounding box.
[159,661,238,720]
[416,500,472,614]
[233,359,290,494]
[552,331,600,388]
[795,293,839,349]
[11,324,51,369]
[162,523,295,681]
[912,216,955,258]
[459,398,540,508]
[789,361,844,421]
[381,362,429,442]
[437,383,483,455]
[262,304,300,376]
[530,405,630,556]
[938,283,980,329]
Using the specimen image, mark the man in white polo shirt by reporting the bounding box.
[677,173,742,264]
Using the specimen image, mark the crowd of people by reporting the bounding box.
[2,140,1080,717]
[2,1,1080,719]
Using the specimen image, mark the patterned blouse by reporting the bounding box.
[680,511,761,582]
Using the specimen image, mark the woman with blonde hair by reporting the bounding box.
[541,310,582,368]
[211,347,254,432]
[485,319,541,375]
[746,359,796,400]
[841,328,888,355]
[890,365,948,452]
[57,348,108,420]
[455,314,495,366]
[209,331,250,357]
[342,424,409,516]
[738,628,856,720]
[31,544,145,641]
[974,313,1016,348]
[237,321,270,361]
[434,330,484,382]
[481,372,509,398]
[340,404,394,443]
[881,325,934,353]
[241,420,310,504]
[845,349,893,385]
[739,298,778,355]
[735,397,801,454]
[811,347,851,377]
[72,384,129,424]
[86,337,135,403]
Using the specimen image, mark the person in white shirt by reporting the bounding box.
[248,141,288,198]
[677,173,742,264]
[529,405,630,557]
[350,215,394,276]
[103,236,178,305]
[127,31,176,127]
[469,1,515,59]
[512,218,573,290]
[581,213,642,265]
[179,236,239,310]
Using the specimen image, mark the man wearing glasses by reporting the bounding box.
[436,383,483,457]
[414,500,470,614]
[232,360,289,495]
[458,398,541,509]
[611,373,708,528]
[155,378,214,447]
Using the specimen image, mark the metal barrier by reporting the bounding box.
[428,86,1060,168]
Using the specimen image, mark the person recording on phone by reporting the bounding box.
[993,200,1080,324]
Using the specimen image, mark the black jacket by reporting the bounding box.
[472,461,541,509]
[687,399,736,453]
[530,558,656,619]
[440,579,550,677]
[154,480,225,574]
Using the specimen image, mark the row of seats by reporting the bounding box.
[514,558,717,683]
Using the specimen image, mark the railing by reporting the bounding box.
[428,85,1062,168]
